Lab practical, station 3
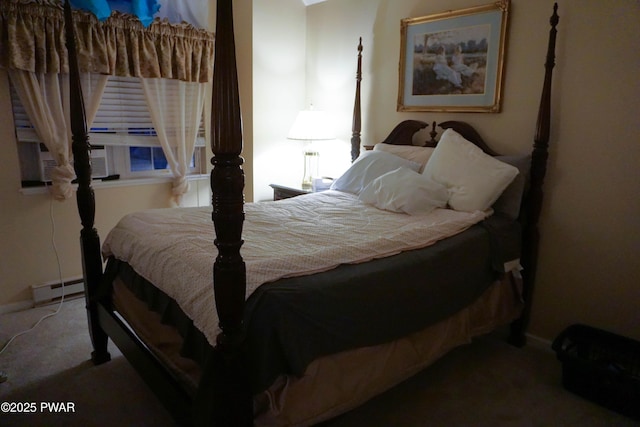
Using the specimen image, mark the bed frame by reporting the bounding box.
[63,0,559,425]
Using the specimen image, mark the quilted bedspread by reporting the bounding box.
[102,190,488,347]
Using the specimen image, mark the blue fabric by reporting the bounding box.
[70,0,160,27]
[130,0,160,27]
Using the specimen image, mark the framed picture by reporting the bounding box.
[398,0,510,113]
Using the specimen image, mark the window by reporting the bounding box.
[130,147,168,171]
[10,75,207,186]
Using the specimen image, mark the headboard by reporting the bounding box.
[367,119,499,156]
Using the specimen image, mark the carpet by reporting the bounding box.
[0,298,637,426]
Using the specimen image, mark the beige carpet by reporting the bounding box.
[0,298,637,427]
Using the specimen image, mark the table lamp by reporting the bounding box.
[287,109,335,190]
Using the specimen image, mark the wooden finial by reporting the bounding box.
[351,37,363,162]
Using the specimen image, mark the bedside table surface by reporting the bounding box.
[269,183,312,200]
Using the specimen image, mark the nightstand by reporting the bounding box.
[269,184,312,201]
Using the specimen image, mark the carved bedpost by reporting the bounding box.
[351,38,363,162]
[64,0,110,365]
[198,0,252,424]
[210,0,246,343]
[509,3,559,347]
[427,121,438,147]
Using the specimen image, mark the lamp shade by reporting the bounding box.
[287,110,336,141]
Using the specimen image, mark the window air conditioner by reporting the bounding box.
[38,144,109,182]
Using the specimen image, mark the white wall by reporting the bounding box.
[252,0,307,201]
[233,0,255,203]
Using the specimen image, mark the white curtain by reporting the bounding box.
[141,77,206,206]
[68,74,109,151]
[9,70,108,200]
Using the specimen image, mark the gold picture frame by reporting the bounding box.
[398,0,510,113]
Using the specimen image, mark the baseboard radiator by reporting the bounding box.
[31,276,85,306]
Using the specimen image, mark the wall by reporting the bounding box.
[252,0,307,202]
[302,0,639,342]
[0,0,256,309]
[233,0,255,203]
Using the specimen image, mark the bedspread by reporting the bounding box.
[102,190,488,347]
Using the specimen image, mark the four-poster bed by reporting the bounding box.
[62,0,559,425]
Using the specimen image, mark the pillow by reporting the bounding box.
[373,143,435,172]
[422,129,519,212]
[359,167,449,215]
[330,151,421,195]
[492,154,531,219]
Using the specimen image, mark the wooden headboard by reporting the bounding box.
[362,119,499,156]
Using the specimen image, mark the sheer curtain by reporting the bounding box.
[141,77,206,206]
[9,70,108,200]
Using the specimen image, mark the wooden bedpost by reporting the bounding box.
[196,0,252,424]
[64,0,110,365]
[509,3,559,347]
[351,38,363,162]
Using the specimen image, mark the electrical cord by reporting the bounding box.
[0,190,67,379]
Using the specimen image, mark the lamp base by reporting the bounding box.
[302,150,319,191]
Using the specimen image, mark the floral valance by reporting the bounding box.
[0,1,214,83]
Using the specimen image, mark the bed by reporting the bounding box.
[63,1,560,425]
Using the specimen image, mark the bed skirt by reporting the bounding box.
[112,272,522,426]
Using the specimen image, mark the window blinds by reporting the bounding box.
[10,75,205,148]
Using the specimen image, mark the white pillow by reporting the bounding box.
[330,151,421,195]
[373,143,435,172]
[422,129,519,212]
[359,167,449,215]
